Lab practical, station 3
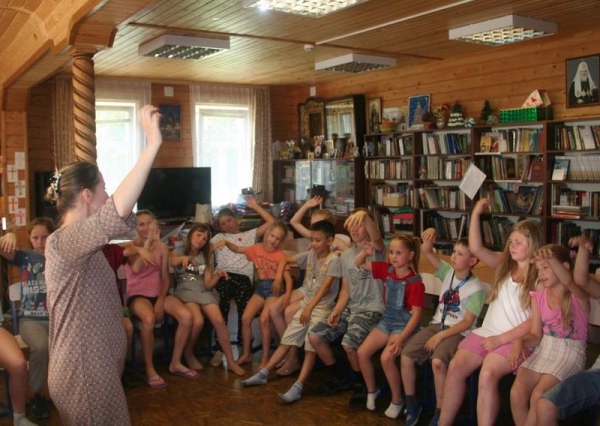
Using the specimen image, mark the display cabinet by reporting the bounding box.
[272,158,364,218]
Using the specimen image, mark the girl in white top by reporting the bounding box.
[438,198,543,426]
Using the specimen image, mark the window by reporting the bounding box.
[195,105,252,206]
[95,102,140,196]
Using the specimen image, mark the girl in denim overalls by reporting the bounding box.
[355,235,426,419]
[215,221,293,369]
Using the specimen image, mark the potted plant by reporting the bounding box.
[421,110,435,129]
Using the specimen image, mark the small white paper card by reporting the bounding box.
[459,163,487,200]
[7,165,17,183]
[15,181,26,198]
[15,208,26,227]
[14,152,25,170]
[8,196,18,214]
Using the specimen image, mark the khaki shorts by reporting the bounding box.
[281,306,330,352]
[401,324,465,366]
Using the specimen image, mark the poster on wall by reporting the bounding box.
[158,104,182,141]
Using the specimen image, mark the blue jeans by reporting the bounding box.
[253,279,275,299]
[542,368,600,419]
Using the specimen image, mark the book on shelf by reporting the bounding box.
[480,134,492,153]
[527,156,544,181]
[551,157,569,181]
[507,185,539,215]
[457,213,469,240]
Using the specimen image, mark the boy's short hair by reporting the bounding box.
[455,237,479,265]
[309,220,335,239]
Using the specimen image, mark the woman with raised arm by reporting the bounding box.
[44,105,163,425]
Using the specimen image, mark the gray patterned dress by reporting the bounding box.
[45,198,136,425]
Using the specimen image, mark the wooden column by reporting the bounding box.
[70,47,97,164]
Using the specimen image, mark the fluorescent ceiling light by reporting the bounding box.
[315,53,396,73]
[138,34,230,60]
[449,15,557,46]
[242,0,369,18]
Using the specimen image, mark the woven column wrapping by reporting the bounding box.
[71,51,97,163]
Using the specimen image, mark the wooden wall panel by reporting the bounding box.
[271,30,600,140]
[270,85,306,143]
[27,80,55,222]
[151,83,193,167]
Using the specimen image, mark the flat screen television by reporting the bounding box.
[137,167,211,222]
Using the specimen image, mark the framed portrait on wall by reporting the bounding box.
[408,94,430,130]
[158,104,182,141]
[566,55,600,107]
[366,98,381,133]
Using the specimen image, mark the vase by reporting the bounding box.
[436,118,445,129]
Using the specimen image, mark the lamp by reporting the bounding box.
[449,15,557,46]
[242,0,369,18]
[138,34,230,59]
[315,53,396,73]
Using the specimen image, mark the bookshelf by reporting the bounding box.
[546,119,600,256]
[362,118,600,257]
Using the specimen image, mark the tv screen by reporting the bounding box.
[137,167,211,221]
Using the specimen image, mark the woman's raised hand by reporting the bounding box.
[139,105,162,148]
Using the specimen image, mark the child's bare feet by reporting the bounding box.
[186,355,204,371]
[235,354,252,365]
[227,362,247,376]
[210,351,223,367]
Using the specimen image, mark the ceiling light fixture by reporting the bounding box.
[242,0,369,18]
[138,34,230,60]
[315,53,396,73]
[449,15,557,46]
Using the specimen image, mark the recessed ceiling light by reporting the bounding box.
[315,53,396,73]
[138,34,230,60]
[242,0,369,18]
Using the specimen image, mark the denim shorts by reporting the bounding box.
[254,279,275,299]
[542,368,600,420]
[376,309,409,335]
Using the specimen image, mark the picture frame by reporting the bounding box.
[366,98,382,133]
[408,94,431,130]
[566,55,600,108]
[158,104,182,141]
[382,107,407,131]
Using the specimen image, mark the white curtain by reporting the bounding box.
[96,78,151,159]
[190,84,272,201]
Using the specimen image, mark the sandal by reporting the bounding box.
[145,376,168,390]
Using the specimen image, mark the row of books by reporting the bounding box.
[365,158,413,180]
[550,222,600,254]
[422,212,469,241]
[476,156,518,181]
[371,206,414,235]
[364,135,414,157]
[421,132,471,155]
[371,183,413,207]
[419,156,471,180]
[417,186,472,211]
[480,183,544,216]
[479,128,542,153]
[551,125,600,151]
[552,154,600,181]
[481,216,514,248]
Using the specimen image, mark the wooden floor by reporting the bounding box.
[2,305,600,425]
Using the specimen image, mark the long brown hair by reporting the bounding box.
[184,223,211,265]
[490,220,543,309]
[539,244,574,328]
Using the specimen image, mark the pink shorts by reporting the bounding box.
[458,333,532,371]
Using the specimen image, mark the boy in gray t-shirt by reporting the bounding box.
[308,209,386,407]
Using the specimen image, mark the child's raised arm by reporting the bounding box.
[570,236,600,298]
[354,241,375,271]
[421,228,441,269]
[536,247,590,302]
[246,195,275,239]
[469,198,503,269]
[345,210,384,253]
[290,196,323,238]
[214,239,246,255]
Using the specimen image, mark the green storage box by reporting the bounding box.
[499,107,553,123]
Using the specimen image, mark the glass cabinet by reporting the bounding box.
[273,158,363,217]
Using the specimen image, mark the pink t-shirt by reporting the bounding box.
[125,245,163,300]
[532,289,589,341]
[244,244,289,280]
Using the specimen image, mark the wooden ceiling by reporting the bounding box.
[4,0,600,91]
